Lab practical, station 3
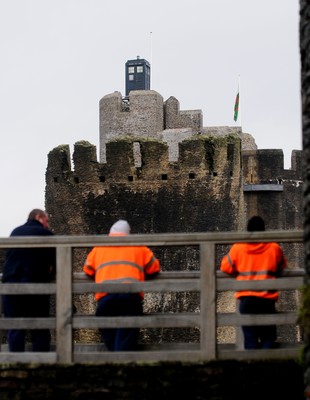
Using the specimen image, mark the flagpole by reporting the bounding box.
[150,31,153,89]
[238,75,242,128]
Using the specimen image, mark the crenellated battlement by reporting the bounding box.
[242,149,303,184]
[47,137,302,187]
[164,96,203,131]
[47,134,244,185]
[46,87,303,237]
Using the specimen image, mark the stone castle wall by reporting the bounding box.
[46,133,245,236]
[242,149,303,230]
[45,90,303,345]
[99,91,164,162]
[46,138,303,237]
[164,96,203,131]
[99,90,204,163]
[45,137,303,343]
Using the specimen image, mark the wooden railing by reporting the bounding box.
[0,230,305,364]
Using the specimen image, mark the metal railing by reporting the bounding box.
[0,230,304,364]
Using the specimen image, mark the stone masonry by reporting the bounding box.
[45,90,303,345]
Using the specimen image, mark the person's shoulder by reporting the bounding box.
[226,242,248,256]
[10,223,29,236]
[269,242,282,248]
[268,242,284,252]
[230,243,243,251]
[30,222,54,235]
[13,221,54,236]
[40,228,54,236]
[143,245,156,253]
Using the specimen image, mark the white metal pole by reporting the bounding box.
[150,31,153,89]
[238,75,242,128]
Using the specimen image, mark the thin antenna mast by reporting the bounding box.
[150,31,153,89]
[238,75,242,128]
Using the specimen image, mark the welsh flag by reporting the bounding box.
[233,92,239,122]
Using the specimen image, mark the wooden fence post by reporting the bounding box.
[56,246,72,363]
[200,242,216,360]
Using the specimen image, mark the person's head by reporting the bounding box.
[28,209,50,229]
[109,220,131,235]
[247,216,265,232]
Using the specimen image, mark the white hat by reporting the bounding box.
[109,220,131,235]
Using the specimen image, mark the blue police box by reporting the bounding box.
[125,57,151,96]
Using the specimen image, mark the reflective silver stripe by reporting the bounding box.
[97,260,144,273]
[145,255,156,271]
[227,253,234,267]
[98,277,140,284]
[238,270,277,277]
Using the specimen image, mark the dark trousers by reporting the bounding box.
[3,294,51,352]
[239,296,277,349]
[96,293,143,351]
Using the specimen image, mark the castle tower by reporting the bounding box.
[99,90,164,163]
[125,56,150,96]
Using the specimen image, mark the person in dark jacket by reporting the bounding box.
[2,209,56,352]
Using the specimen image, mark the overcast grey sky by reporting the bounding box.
[0,0,301,236]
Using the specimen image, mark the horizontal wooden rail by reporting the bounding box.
[0,230,303,247]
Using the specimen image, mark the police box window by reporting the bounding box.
[128,66,135,73]
[137,66,143,73]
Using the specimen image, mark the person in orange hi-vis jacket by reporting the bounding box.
[220,216,287,349]
[83,219,160,351]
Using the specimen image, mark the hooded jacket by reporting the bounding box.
[220,242,287,300]
[83,232,160,300]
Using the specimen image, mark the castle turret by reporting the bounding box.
[99,90,164,163]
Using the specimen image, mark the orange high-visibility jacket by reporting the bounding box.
[220,242,287,300]
[83,236,160,301]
